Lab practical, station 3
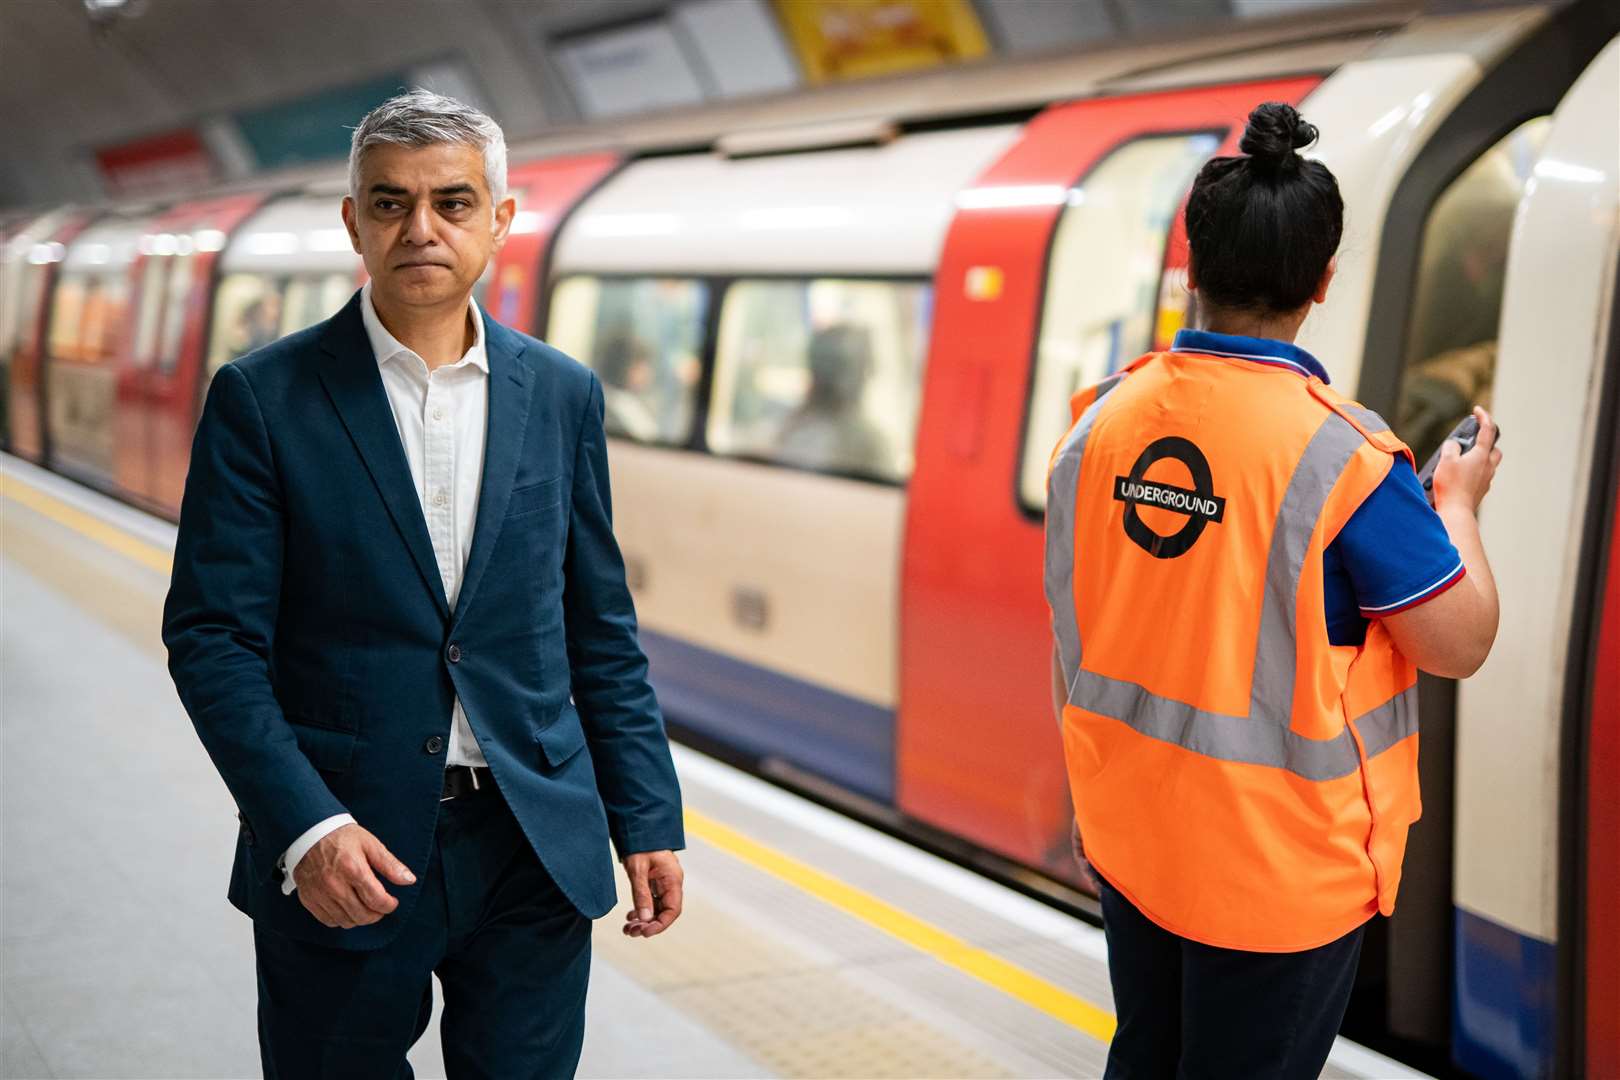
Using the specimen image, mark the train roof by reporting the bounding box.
[216,193,358,276]
[60,212,160,273]
[552,123,1021,277]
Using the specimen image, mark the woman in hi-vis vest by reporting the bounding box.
[1044,103,1503,1079]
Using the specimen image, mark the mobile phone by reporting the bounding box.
[1418,415,1500,505]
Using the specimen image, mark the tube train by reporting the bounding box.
[2,4,1615,1075]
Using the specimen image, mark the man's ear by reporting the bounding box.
[1313,256,1338,305]
[341,197,363,255]
[1185,262,1199,293]
[491,196,516,250]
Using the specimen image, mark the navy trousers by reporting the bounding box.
[254,787,592,1079]
[1098,878,1364,1080]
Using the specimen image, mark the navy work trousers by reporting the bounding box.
[1099,878,1364,1080]
[254,786,591,1079]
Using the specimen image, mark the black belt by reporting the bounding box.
[441,765,494,802]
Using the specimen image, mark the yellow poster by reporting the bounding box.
[774,0,990,83]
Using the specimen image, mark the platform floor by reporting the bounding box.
[0,452,1428,1080]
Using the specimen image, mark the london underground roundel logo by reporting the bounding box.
[1113,436,1226,559]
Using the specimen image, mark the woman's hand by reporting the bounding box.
[1431,406,1502,515]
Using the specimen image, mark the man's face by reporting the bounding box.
[342,141,513,313]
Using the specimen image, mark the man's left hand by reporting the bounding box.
[621,850,683,938]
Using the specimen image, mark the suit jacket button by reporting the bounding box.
[237,811,256,845]
[446,643,461,663]
[425,736,445,755]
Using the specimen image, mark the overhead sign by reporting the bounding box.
[772,0,990,84]
[95,130,216,197]
[235,72,411,170]
[554,20,706,120]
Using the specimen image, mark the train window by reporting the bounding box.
[83,274,129,364]
[205,273,286,377]
[3,261,52,361]
[48,275,89,361]
[280,274,353,337]
[47,272,127,364]
[132,257,169,368]
[17,263,52,354]
[155,253,197,374]
[1018,133,1221,511]
[1394,117,1550,463]
[546,275,709,446]
[707,278,932,484]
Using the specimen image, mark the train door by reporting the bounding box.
[6,214,89,464]
[1579,306,1619,1080]
[1313,5,1618,1065]
[1440,34,1618,1079]
[1,213,67,452]
[546,127,1017,802]
[897,79,1317,888]
[484,153,619,335]
[116,195,265,516]
[42,213,158,492]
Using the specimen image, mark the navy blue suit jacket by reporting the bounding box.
[162,292,684,951]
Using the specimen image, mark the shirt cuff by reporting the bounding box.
[1360,560,1466,618]
[279,814,356,895]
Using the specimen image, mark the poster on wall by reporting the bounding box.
[772,0,990,83]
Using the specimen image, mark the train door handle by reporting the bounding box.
[730,586,769,632]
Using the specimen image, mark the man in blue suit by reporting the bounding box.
[162,90,685,1078]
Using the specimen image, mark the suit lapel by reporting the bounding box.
[315,294,451,619]
[453,312,533,627]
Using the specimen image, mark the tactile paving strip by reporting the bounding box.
[596,871,1026,1079]
[594,800,1111,1078]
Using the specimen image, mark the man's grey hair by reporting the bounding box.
[348,89,508,208]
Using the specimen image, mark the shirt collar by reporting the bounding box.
[1170,328,1330,384]
[360,280,488,374]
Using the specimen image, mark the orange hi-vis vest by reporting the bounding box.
[1045,348,1422,952]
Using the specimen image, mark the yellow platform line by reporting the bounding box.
[1,472,173,575]
[685,808,1117,1044]
[3,465,1117,1045]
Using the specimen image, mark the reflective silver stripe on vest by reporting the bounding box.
[1335,402,1392,435]
[1071,670,1415,781]
[1050,408,1415,779]
[1044,374,1124,714]
[1250,417,1366,725]
[1352,685,1420,759]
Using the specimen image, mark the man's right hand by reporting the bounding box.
[293,823,416,929]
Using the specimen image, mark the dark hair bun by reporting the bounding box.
[1239,102,1317,174]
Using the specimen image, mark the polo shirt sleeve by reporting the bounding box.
[1333,458,1466,619]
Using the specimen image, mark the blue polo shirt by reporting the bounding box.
[1171,329,1465,646]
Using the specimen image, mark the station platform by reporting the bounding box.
[0,452,1427,1079]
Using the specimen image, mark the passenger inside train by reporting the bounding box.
[594,330,661,442]
[227,290,284,364]
[774,323,894,480]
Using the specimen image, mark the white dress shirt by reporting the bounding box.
[279,282,491,893]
